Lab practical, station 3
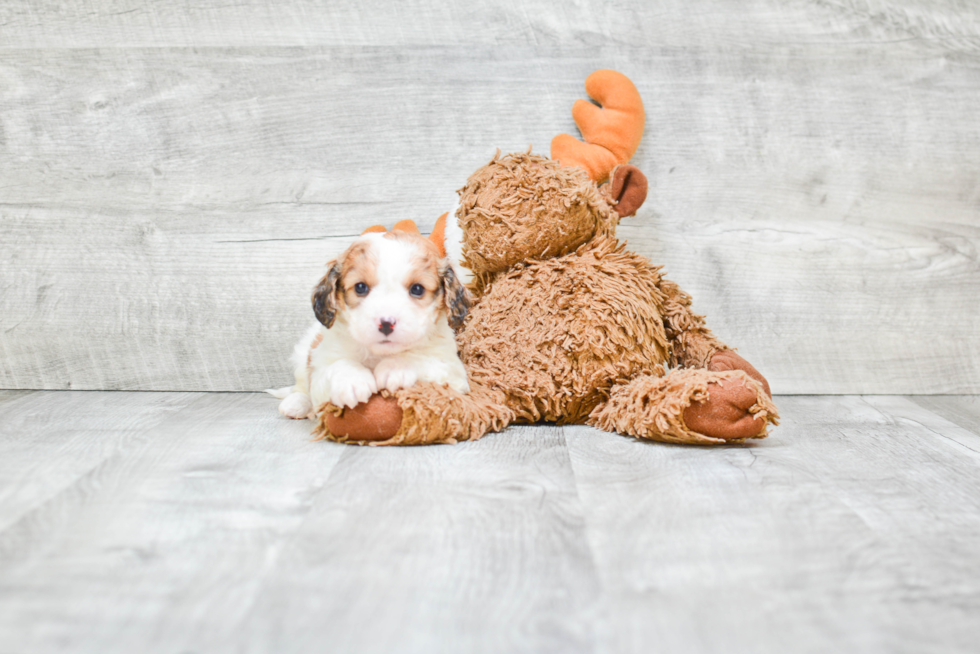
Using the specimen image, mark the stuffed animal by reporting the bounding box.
[313,70,779,446]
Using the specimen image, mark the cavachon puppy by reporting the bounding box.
[268,224,470,420]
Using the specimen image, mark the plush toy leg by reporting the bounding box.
[589,368,779,445]
[313,381,514,446]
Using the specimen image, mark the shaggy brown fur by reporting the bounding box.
[460,235,668,424]
[314,382,512,446]
[314,152,779,446]
[458,151,620,294]
[659,278,729,369]
[590,369,778,445]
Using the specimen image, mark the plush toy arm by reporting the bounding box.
[313,380,513,446]
[659,277,729,369]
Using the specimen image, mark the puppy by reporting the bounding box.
[269,227,470,420]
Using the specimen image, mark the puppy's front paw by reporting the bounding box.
[374,358,419,393]
[330,368,378,409]
[279,392,314,419]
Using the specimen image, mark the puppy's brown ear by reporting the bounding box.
[312,261,343,328]
[441,264,470,331]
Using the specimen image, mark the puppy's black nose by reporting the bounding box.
[379,319,395,336]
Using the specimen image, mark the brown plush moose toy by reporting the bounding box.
[314,70,779,445]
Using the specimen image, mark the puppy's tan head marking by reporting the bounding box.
[312,241,379,329]
[386,229,470,329]
[338,241,378,310]
[395,230,442,306]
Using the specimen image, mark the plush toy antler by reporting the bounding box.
[361,218,448,257]
[551,70,645,183]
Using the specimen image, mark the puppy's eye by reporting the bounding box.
[409,283,426,298]
[353,282,370,296]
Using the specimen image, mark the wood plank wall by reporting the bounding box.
[1,1,978,394]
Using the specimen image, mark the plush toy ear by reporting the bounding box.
[312,261,343,328]
[441,264,470,330]
[606,164,648,217]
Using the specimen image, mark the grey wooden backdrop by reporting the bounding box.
[1,0,978,394]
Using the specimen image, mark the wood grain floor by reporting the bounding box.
[1,391,978,653]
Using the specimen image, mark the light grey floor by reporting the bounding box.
[1,391,979,654]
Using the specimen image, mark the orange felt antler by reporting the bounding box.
[361,219,420,236]
[551,70,645,183]
[361,218,448,258]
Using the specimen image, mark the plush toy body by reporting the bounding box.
[315,70,779,446]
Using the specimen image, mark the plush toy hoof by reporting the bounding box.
[682,377,768,440]
[322,394,403,442]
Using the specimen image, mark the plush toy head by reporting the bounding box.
[455,70,648,284]
[456,156,648,287]
[456,152,618,278]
